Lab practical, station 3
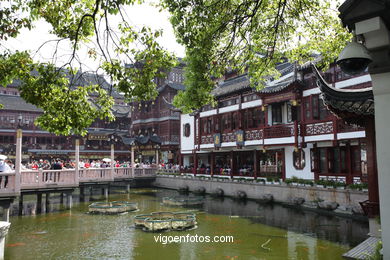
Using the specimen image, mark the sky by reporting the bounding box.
[3,1,185,72]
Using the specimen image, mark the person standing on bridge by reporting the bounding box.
[0,154,12,188]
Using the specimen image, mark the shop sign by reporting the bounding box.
[36,150,69,155]
[214,133,221,148]
[236,130,244,146]
[264,92,294,104]
[88,134,108,140]
[141,150,156,156]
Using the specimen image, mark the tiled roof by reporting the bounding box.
[157,82,186,92]
[0,94,42,112]
[212,74,252,97]
[5,70,124,99]
[211,62,297,97]
[258,76,296,94]
[312,65,374,116]
[112,104,131,118]
[121,135,161,145]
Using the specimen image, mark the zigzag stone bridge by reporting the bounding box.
[0,167,157,218]
[0,129,158,221]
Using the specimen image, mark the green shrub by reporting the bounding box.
[291,176,299,183]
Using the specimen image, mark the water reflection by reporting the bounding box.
[4,188,368,260]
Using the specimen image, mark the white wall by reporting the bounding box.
[180,114,195,152]
[284,144,314,180]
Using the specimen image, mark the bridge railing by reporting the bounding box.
[0,166,157,194]
[21,169,78,189]
[79,168,113,182]
[0,172,18,195]
[134,167,157,177]
[114,167,134,179]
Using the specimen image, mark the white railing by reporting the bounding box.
[0,172,17,195]
[79,168,112,182]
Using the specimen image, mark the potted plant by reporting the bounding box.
[347,183,361,191]
[273,177,281,185]
[304,180,314,187]
[297,178,305,187]
[266,177,273,185]
[315,179,325,188]
[257,178,266,185]
[285,179,293,186]
[291,176,299,186]
[334,181,346,190]
[362,182,369,192]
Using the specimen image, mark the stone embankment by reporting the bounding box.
[153,176,368,217]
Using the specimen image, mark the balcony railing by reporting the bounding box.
[198,119,365,146]
[263,124,295,139]
[198,123,296,145]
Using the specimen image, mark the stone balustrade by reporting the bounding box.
[0,167,156,196]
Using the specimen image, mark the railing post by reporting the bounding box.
[294,121,298,147]
[38,169,43,187]
[75,138,80,186]
[110,143,115,180]
[131,146,135,168]
[333,117,338,146]
[15,129,22,193]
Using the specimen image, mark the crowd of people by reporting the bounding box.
[0,156,134,172]
[0,154,182,173]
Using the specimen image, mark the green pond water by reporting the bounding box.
[4,188,368,260]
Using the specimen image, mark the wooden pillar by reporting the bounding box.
[346,143,353,185]
[366,118,380,216]
[263,104,268,126]
[230,151,234,178]
[210,152,215,176]
[179,153,183,169]
[254,150,259,179]
[333,117,338,146]
[193,152,198,175]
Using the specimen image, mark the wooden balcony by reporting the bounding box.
[198,123,296,145]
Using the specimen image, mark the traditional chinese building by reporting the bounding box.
[180,61,371,184]
[0,72,132,162]
[313,64,379,218]
[129,61,185,164]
